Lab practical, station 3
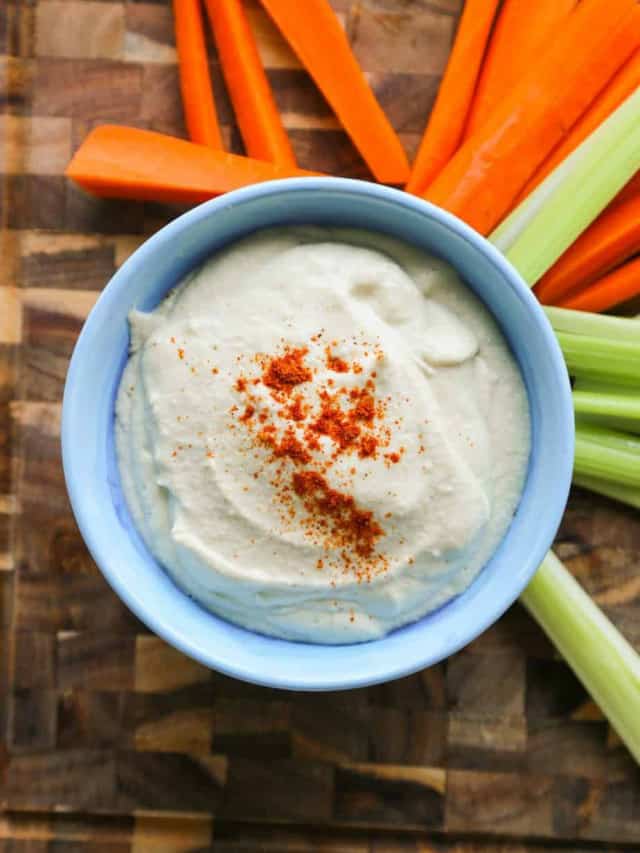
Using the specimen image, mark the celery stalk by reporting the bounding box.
[576,421,640,454]
[486,76,640,770]
[569,371,640,390]
[573,390,640,423]
[573,474,640,510]
[489,88,640,284]
[556,332,640,385]
[545,306,640,344]
[521,552,640,763]
[574,380,640,433]
[575,429,640,488]
[574,377,640,397]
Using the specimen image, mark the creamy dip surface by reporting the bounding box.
[116,228,530,643]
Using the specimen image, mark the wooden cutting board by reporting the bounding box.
[2,0,640,849]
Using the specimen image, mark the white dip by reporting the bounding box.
[116,228,530,643]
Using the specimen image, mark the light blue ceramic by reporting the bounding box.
[62,178,574,691]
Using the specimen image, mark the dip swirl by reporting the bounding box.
[116,228,530,643]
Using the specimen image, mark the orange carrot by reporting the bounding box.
[203,0,296,167]
[611,170,640,208]
[519,49,640,201]
[535,193,640,304]
[423,0,640,235]
[65,126,319,205]
[463,0,577,141]
[558,256,640,314]
[258,0,409,184]
[173,0,224,149]
[405,0,500,195]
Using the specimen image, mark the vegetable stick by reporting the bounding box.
[545,305,640,343]
[574,422,640,488]
[544,306,640,343]
[65,125,319,205]
[573,473,640,509]
[423,0,640,235]
[573,389,640,427]
[555,330,640,386]
[614,170,640,207]
[258,0,409,184]
[463,0,577,140]
[405,0,500,195]
[203,0,296,167]
[558,256,640,314]
[495,88,640,284]
[535,193,640,303]
[521,551,640,764]
[519,49,640,201]
[173,0,224,149]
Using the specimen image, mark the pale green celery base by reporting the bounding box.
[577,413,640,436]
[545,307,640,344]
[556,332,640,385]
[573,473,640,509]
[522,552,640,763]
[573,390,640,424]
[576,421,640,453]
[574,377,640,397]
[574,427,640,488]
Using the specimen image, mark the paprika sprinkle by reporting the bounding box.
[229,334,404,579]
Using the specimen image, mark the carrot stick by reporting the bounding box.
[535,193,640,304]
[423,0,640,236]
[173,0,224,149]
[65,126,319,205]
[203,0,296,167]
[519,49,640,201]
[405,0,500,196]
[558,256,640,314]
[463,0,577,141]
[612,170,640,208]
[258,0,409,184]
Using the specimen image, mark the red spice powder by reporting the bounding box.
[292,470,383,558]
[359,435,378,458]
[309,392,361,451]
[259,425,311,465]
[262,347,312,393]
[352,392,375,423]
[283,394,307,422]
[228,337,398,575]
[325,346,349,373]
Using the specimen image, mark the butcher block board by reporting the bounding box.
[1,0,640,849]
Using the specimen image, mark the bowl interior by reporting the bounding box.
[62,178,574,690]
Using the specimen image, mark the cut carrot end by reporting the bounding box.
[259,0,409,184]
[203,0,296,167]
[173,0,225,149]
[66,125,320,205]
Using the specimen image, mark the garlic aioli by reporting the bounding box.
[116,228,530,643]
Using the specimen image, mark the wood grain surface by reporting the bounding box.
[2,0,640,849]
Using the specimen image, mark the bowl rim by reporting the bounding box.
[62,176,574,690]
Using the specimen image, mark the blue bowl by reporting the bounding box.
[62,178,574,691]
